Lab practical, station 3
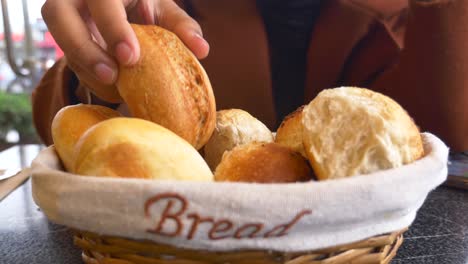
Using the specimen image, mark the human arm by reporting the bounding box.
[371,0,468,151]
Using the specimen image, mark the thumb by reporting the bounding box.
[158,0,210,59]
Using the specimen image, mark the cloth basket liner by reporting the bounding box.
[31,133,448,252]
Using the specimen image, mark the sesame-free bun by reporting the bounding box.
[51,104,121,172]
[275,105,306,157]
[302,87,424,180]
[73,117,213,181]
[117,24,216,150]
[214,142,313,183]
[204,109,274,170]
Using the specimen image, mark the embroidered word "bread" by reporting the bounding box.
[145,192,312,240]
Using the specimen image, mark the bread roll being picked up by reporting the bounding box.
[204,109,274,170]
[117,24,216,150]
[73,117,213,181]
[51,104,121,172]
[302,87,424,180]
[215,142,313,183]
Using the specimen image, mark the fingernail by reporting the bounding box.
[194,32,208,45]
[193,32,209,58]
[115,42,135,65]
[94,63,116,84]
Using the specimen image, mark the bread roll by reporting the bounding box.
[215,142,313,183]
[302,87,424,180]
[204,109,274,170]
[51,104,121,171]
[275,105,306,157]
[74,117,213,181]
[117,24,216,150]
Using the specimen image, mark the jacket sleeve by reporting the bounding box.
[370,0,468,151]
[31,58,84,146]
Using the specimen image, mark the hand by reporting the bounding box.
[41,0,209,100]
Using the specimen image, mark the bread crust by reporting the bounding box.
[117,24,216,149]
[73,117,213,181]
[51,104,121,172]
[275,105,307,157]
[214,142,313,183]
[204,109,274,170]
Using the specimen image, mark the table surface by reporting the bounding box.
[0,179,466,264]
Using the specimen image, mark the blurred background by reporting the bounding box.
[0,0,465,180]
[0,0,61,151]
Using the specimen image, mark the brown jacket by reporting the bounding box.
[32,0,468,151]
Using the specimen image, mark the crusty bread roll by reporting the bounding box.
[204,109,274,170]
[73,117,213,181]
[275,105,306,157]
[117,24,216,150]
[302,87,424,180]
[214,142,313,183]
[51,104,121,172]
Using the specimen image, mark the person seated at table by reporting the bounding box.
[33,0,467,152]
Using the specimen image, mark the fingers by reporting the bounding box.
[42,0,209,94]
[159,0,210,59]
[41,0,118,85]
[85,0,140,65]
[128,0,155,24]
[67,54,123,103]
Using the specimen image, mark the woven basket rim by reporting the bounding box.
[74,228,407,264]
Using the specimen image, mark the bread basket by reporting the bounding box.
[31,133,448,264]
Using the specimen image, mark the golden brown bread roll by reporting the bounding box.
[204,109,274,170]
[51,104,121,171]
[275,105,307,157]
[73,117,213,181]
[117,24,216,150]
[302,87,424,180]
[214,142,313,183]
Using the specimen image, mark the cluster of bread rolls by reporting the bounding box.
[203,109,314,183]
[51,24,217,181]
[50,24,424,184]
[52,105,213,181]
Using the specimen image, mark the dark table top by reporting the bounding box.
[0,180,467,264]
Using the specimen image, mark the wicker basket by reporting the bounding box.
[74,228,406,264]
